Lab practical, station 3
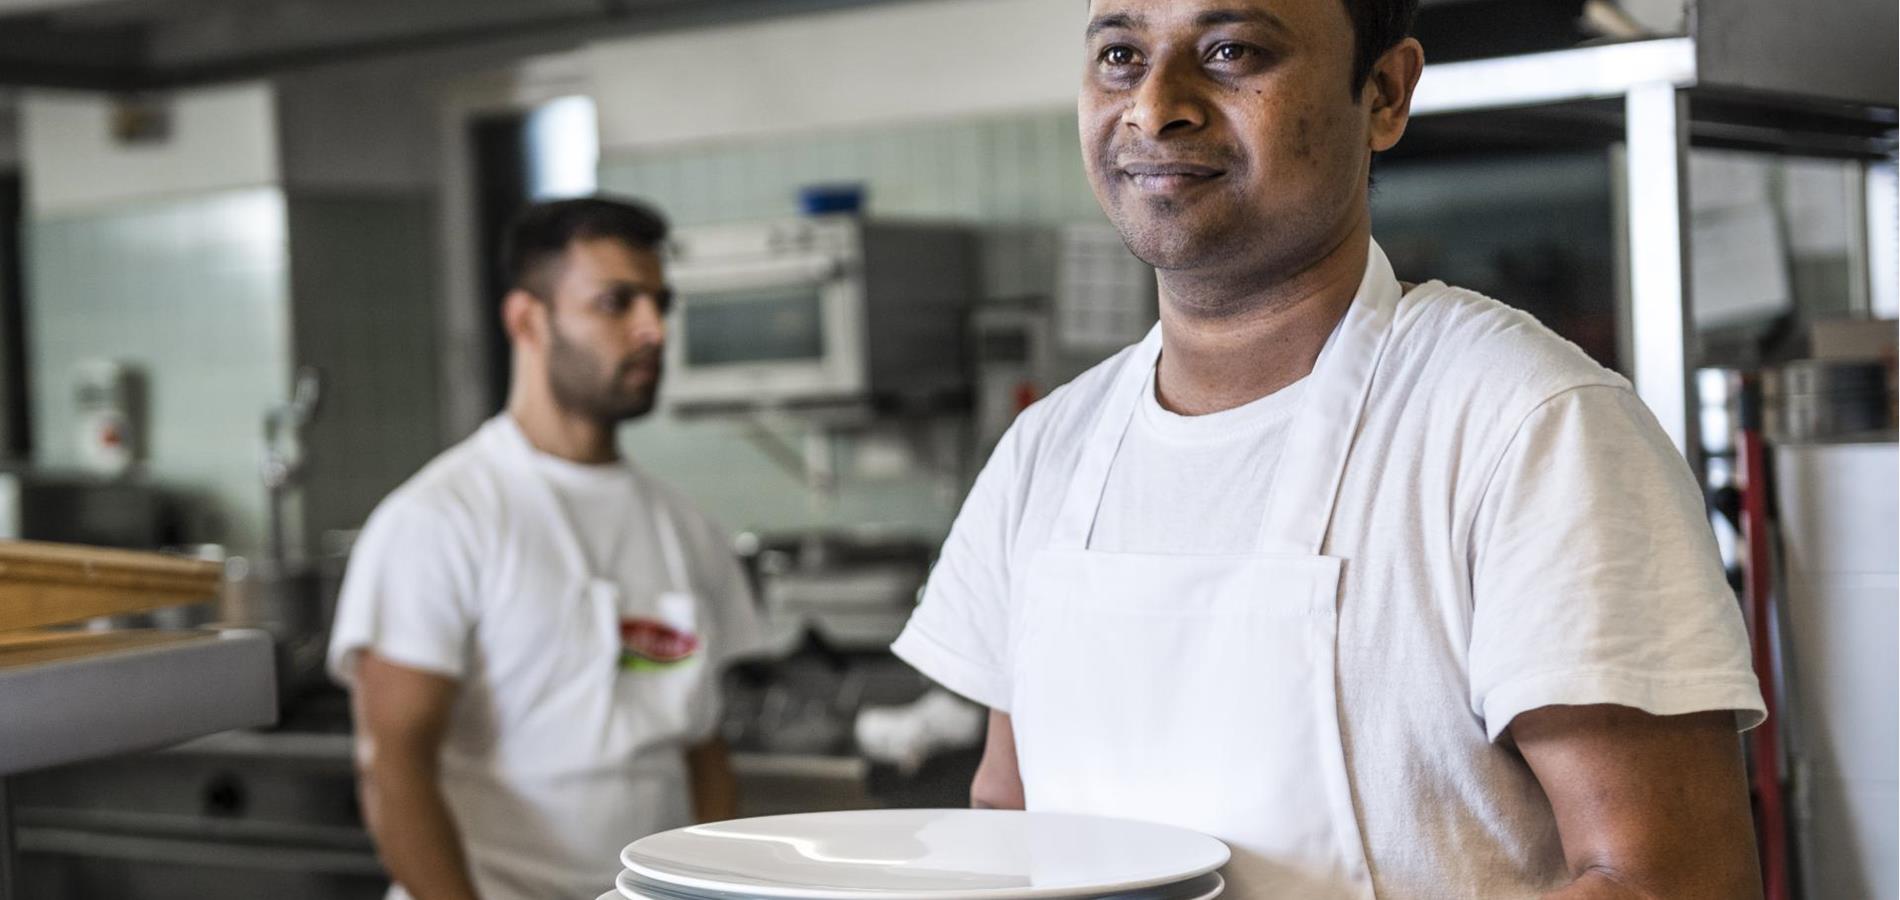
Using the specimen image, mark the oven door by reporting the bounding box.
[663,254,866,409]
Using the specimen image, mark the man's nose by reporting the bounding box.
[1124,57,1208,138]
[630,296,667,344]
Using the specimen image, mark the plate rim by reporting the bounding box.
[619,809,1232,900]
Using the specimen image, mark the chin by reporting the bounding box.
[1112,216,1236,272]
[609,396,658,423]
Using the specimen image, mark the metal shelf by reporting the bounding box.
[1408,37,1896,467]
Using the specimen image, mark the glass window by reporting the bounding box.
[683,287,826,366]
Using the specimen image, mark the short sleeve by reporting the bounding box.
[891,425,1022,712]
[1468,385,1766,742]
[326,496,481,686]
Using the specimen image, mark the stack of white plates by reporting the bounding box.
[600,809,1230,900]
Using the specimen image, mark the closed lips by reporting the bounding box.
[1120,162,1224,192]
[1120,162,1223,177]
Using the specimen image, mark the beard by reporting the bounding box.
[545,326,663,425]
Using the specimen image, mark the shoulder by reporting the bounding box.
[1383,282,1631,429]
[358,427,508,552]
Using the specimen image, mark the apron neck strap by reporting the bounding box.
[1253,241,1402,556]
[1047,326,1164,550]
[487,416,689,590]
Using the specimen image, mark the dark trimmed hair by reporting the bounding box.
[502,195,669,300]
[1343,0,1419,95]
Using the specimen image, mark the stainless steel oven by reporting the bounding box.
[662,217,976,413]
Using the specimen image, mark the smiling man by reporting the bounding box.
[892,2,1767,898]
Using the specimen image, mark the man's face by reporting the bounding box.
[538,237,671,424]
[1080,0,1372,280]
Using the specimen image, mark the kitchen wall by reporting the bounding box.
[600,110,1097,228]
[0,92,18,172]
[601,107,1105,541]
[276,60,447,553]
[22,86,280,215]
[19,78,447,557]
[21,86,294,552]
[583,0,1103,541]
[587,0,1079,153]
[27,191,294,548]
[286,194,440,552]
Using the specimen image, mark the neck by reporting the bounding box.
[1153,224,1370,416]
[506,382,620,465]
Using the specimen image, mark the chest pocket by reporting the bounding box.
[605,586,709,749]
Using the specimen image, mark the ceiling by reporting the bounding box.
[0,0,918,90]
[0,0,1597,92]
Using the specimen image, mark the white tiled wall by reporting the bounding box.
[600,108,1098,228]
[28,188,294,551]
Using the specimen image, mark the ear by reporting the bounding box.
[1364,37,1424,153]
[502,289,545,350]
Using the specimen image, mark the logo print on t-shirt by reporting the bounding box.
[619,618,700,671]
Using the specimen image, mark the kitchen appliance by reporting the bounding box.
[662,216,976,414]
[1761,358,1897,443]
[749,531,932,653]
[604,809,1229,900]
[0,471,173,549]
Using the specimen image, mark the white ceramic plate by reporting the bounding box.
[616,870,1227,900]
[620,809,1231,900]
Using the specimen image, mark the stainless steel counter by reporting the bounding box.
[0,628,277,777]
[1,627,277,900]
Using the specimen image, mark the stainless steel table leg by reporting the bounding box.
[0,776,15,900]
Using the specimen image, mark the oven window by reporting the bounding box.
[682,286,827,366]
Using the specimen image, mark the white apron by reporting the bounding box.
[1008,244,1402,900]
[393,422,707,900]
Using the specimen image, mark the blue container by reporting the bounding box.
[799,183,866,216]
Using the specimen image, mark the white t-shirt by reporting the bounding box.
[1094,366,1305,554]
[328,416,764,900]
[893,283,1765,899]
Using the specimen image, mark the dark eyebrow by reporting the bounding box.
[1196,8,1291,32]
[1085,13,1141,40]
[599,279,666,296]
[1086,8,1289,41]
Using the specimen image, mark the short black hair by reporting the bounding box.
[502,195,669,299]
[1342,0,1419,95]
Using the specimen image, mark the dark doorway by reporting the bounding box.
[468,110,533,414]
[0,170,30,461]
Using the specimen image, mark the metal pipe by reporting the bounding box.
[1624,82,1701,464]
[1413,38,1697,115]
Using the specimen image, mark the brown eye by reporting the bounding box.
[1100,45,1141,67]
[1211,42,1252,63]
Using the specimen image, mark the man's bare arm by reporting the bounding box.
[1514,705,1761,900]
[686,736,739,822]
[353,651,482,900]
[971,710,1026,810]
